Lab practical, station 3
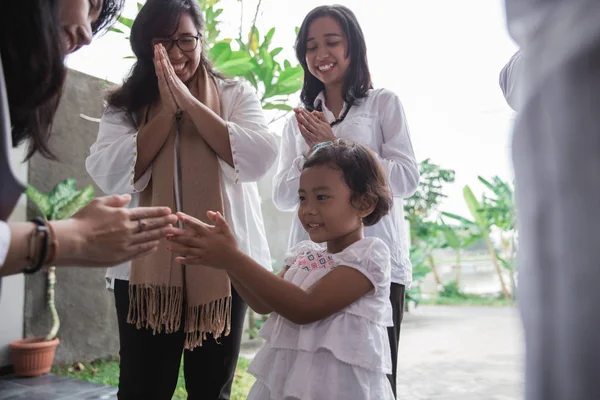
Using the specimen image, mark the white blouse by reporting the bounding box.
[247,237,395,400]
[272,89,419,286]
[86,79,277,285]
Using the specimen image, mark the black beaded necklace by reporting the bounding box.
[315,100,352,127]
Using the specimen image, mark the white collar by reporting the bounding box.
[313,91,350,122]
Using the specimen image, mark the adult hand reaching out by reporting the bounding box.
[0,194,179,277]
[62,194,178,266]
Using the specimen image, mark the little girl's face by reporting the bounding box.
[298,164,364,253]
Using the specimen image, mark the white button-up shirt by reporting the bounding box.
[86,79,277,286]
[272,89,419,286]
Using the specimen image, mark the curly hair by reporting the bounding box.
[303,139,392,226]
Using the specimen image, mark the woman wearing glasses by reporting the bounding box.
[85,0,277,398]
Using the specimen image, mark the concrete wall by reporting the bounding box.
[0,145,28,368]
[25,69,119,365]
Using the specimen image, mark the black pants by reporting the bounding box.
[387,283,406,398]
[114,279,248,400]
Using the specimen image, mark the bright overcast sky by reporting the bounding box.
[66,0,518,217]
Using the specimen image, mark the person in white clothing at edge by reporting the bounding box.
[272,5,419,397]
[499,50,523,112]
[85,0,276,398]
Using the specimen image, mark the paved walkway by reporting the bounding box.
[0,373,116,399]
[397,305,524,400]
[0,305,524,399]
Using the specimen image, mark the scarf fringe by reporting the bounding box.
[127,284,184,335]
[185,295,232,350]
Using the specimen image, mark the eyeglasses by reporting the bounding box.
[152,35,201,52]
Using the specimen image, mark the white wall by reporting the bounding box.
[0,144,28,368]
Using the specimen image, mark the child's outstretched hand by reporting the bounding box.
[165,211,239,269]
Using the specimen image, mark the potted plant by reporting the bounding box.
[10,178,94,377]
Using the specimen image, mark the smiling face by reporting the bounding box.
[152,12,202,84]
[298,164,364,253]
[304,16,351,89]
[60,0,103,54]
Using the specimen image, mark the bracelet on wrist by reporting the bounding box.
[311,141,333,153]
[46,221,59,265]
[23,217,50,274]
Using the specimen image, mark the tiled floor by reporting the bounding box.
[0,374,117,400]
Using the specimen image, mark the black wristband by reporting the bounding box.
[23,217,49,274]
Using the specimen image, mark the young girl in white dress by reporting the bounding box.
[165,139,396,399]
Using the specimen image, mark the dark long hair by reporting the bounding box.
[107,0,222,115]
[295,5,372,110]
[1,0,124,160]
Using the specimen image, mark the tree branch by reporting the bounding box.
[269,111,291,125]
[247,0,263,50]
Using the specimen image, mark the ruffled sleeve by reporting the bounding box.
[331,237,391,295]
[218,81,277,184]
[85,106,151,195]
[272,115,305,211]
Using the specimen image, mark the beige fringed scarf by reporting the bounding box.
[128,66,231,350]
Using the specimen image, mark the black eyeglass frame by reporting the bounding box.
[151,35,201,53]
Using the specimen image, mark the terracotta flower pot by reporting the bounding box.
[9,337,60,377]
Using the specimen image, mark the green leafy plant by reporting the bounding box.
[478,176,518,296]
[405,244,432,308]
[439,218,481,287]
[404,158,456,245]
[404,159,456,295]
[439,281,465,299]
[442,181,514,299]
[26,178,95,341]
[202,0,304,123]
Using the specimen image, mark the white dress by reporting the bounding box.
[247,237,395,400]
[272,89,419,286]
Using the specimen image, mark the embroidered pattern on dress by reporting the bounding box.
[295,250,336,271]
